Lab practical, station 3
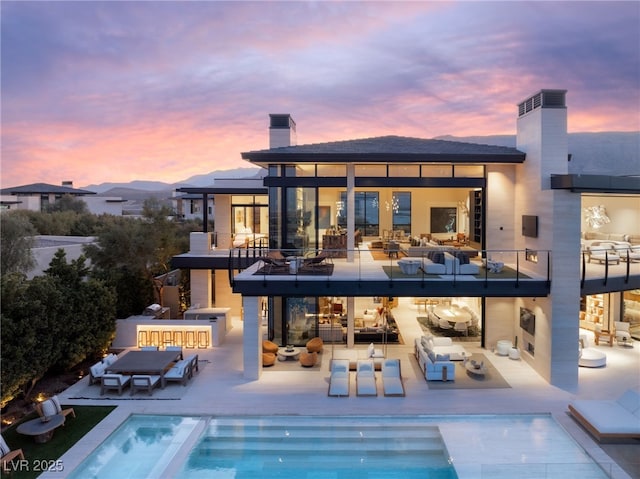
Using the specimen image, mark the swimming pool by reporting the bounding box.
[67,414,609,479]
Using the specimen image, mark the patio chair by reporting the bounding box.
[185,353,199,376]
[382,359,405,397]
[101,374,131,396]
[89,361,106,385]
[37,395,75,420]
[140,346,159,351]
[328,359,350,397]
[356,359,377,397]
[302,252,331,268]
[164,359,192,386]
[130,375,161,396]
[165,345,184,359]
[0,434,24,474]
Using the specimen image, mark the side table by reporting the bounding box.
[17,414,65,443]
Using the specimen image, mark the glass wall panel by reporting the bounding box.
[454,165,485,177]
[285,297,318,345]
[355,165,387,177]
[392,192,411,233]
[389,164,420,177]
[284,187,317,253]
[317,164,346,177]
[421,165,453,177]
[296,164,316,177]
[337,191,379,236]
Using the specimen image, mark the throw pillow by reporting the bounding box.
[421,336,429,349]
[41,400,57,418]
[427,350,437,363]
[427,337,435,350]
[367,343,375,358]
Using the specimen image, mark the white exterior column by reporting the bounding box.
[346,164,355,262]
[242,296,261,380]
[190,270,212,309]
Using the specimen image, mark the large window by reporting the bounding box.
[337,192,379,236]
[392,192,411,233]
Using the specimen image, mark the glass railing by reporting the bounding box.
[230,247,552,288]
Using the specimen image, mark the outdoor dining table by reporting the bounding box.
[104,350,181,388]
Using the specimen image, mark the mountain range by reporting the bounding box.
[85,132,639,201]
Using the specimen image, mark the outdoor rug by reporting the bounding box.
[254,264,334,276]
[382,265,530,280]
[67,359,209,400]
[425,354,511,390]
[264,351,324,371]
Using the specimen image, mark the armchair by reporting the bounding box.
[615,321,633,347]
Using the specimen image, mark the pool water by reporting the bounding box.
[180,416,458,478]
[67,414,609,479]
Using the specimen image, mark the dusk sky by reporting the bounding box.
[2,1,639,188]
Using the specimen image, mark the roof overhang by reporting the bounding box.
[175,187,267,195]
[242,152,525,164]
[550,174,640,194]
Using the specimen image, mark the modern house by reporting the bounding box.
[0,181,124,215]
[171,89,640,388]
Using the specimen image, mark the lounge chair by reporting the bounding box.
[302,252,330,268]
[37,395,75,420]
[0,434,24,474]
[130,375,161,396]
[614,321,633,347]
[328,359,350,397]
[356,359,377,396]
[568,388,640,441]
[100,374,131,396]
[164,359,192,386]
[381,359,405,397]
[259,256,286,273]
[140,346,159,351]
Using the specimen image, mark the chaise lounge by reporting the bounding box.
[568,388,640,442]
[328,359,350,397]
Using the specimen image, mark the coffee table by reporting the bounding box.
[277,347,301,361]
[17,414,65,443]
[465,361,487,377]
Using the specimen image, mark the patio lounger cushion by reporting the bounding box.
[568,389,640,441]
[356,360,377,396]
[328,359,350,397]
[382,359,405,397]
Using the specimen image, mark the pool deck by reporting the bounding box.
[46,300,640,479]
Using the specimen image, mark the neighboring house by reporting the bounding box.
[29,235,96,279]
[0,181,124,215]
[172,89,640,387]
[172,192,214,222]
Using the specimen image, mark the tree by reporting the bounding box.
[1,251,116,407]
[47,194,89,214]
[0,212,35,275]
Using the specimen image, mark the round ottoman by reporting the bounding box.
[496,340,512,356]
[579,348,606,368]
[300,351,317,367]
[262,353,276,367]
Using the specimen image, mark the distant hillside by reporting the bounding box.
[85,166,261,194]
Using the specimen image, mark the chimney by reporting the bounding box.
[269,114,296,149]
[62,180,73,188]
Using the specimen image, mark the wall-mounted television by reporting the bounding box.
[520,307,535,335]
[522,215,538,238]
